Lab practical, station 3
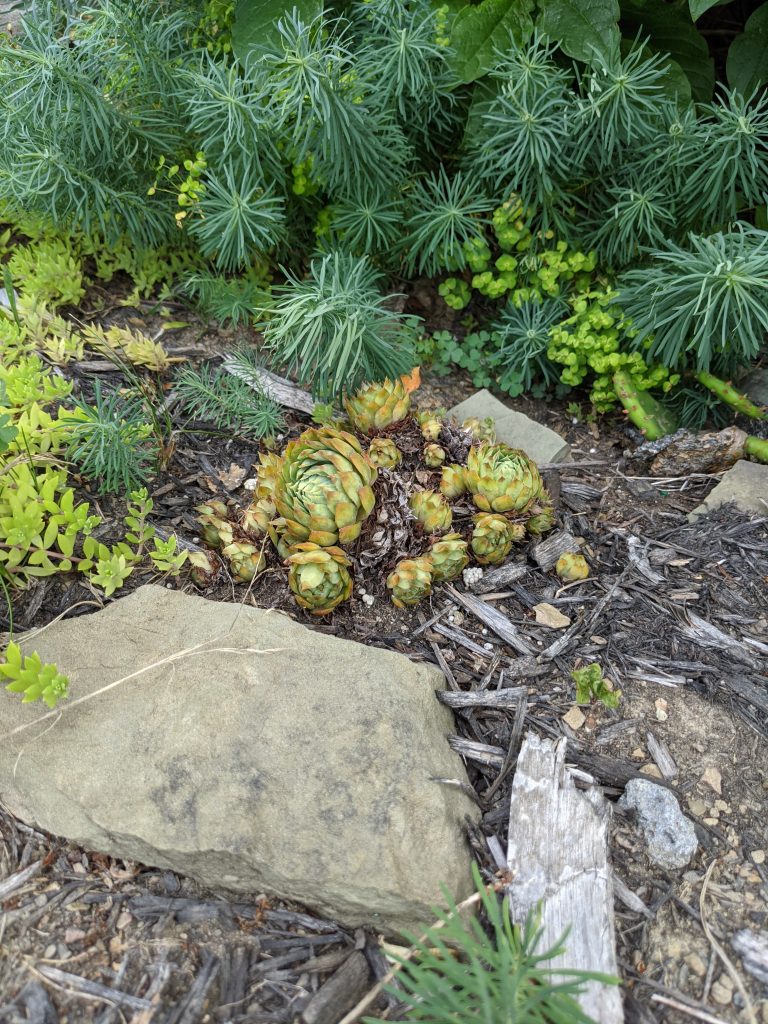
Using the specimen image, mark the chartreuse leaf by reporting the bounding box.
[449,0,535,83]
[231,0,322,62]
[727,3,768,97]
[1,641,70,708]
[538,0,620,64]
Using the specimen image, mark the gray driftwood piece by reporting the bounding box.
[530,530,582,571]
[222,360,315,415]
[506,733,623,1023]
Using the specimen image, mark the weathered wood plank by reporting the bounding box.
[222,361,315,415]
[530,530,581,572]
[445,586,533,655]
[506,733,623,1023]
[436,686,526,710]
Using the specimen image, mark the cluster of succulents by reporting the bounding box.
[196,375,555,615]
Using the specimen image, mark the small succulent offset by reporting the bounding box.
[556,552,589,581]
[197,375,555,615]
[1,642,69,708]
[572,663,621,709]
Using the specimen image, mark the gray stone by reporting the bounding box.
[0,586,476,931]
[449,390,571,464]
[618,779,698,870]
[740,368,768,409]
[689,460,768,521]
[0,2,25,36]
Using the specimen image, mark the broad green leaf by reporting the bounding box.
[688,0,721,20]
[538,0,620,64]
[461,75,504,145]
[449,0,535,83]
[620,0,714,101]
[727,2,768,97]
[231,0,322,62]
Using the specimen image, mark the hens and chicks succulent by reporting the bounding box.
[196,374,555,615]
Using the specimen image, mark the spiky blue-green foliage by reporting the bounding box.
[261,251,418,398]
[251,10,413,194]
[491,298,568,396]
[63,381,158,494]
[582,176,675,268]
[402,167,494,276]
[0,3,189,244]
[354,0,452,119]
[470,34,580,232]
[182,272,270,326]
[353,0,463,152]
[674,89,768,228]
[174,355,284,440]
[179,54,283,183]
[577,38,669,166]
[619,227,768,375]
[189,168,285,271]
[363,863,617,1024]
[326,187,404,258]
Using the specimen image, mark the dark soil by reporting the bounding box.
[1,301,768,1024]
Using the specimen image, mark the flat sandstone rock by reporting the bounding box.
[689,460,768,521]
[449,390,571,464]
[0,586,476,931]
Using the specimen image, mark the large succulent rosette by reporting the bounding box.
[344,376,411,433]
[464,442,545,515]
[273,426,377,549]
[287,543,353,615]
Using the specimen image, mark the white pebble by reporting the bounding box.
[243,478,258,491]
[483,642,493,651]
[481,628,487,635]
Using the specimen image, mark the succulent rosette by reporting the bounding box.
[430,533,469,582]
[464,443,545,515]
[386,556,433,607]
[222,541,267,582]
[462,417,496,442]
[195,501,233,549]
[273,426,377,548]
[418,410,444,441]
[344,376,411,433]
[241,500,273,537]
[556,552,589,581]
[526,501,556,536]
[409,489,452,534]
[424,443,446,468]
[440,463,466,499]
[287,543,353,615]
[470,513,523,565]
[368,437,402,469]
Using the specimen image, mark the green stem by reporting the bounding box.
[745,436,768,464]
[613,371,679,441]
[695,371,767,421]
